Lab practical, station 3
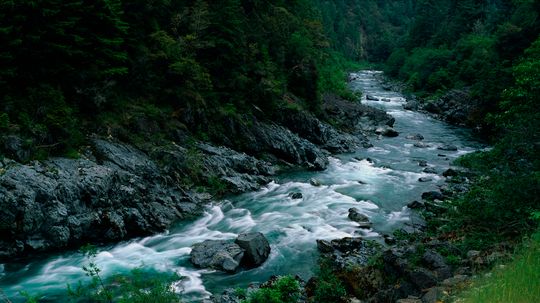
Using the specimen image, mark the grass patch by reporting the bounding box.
[456,231,540,303]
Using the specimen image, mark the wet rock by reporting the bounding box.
[403,100,420,111]
[418,160,428,167]
[358,222,373,229]
[376,126,399,137]
[316,240,334,253]
[190,240,245,272]
[289,192,303,199]
[442,168,458,177]
[423,167,437,174]
[421,191,445,201]
[348,208,370,223]
[235,232,270,268]
[219,117,329,171]
[418,177,433,182]
[317,237,379,269]
[366,94,379,101]
[406,134,425,141]
[414,142,429,148]
[322,94,395,135]
[438,144,458,151]
[310,178,322,186]
[381,98,391,102]
[407,201,425,209]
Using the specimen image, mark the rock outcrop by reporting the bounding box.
[191,232,271,272]
[322,94,395,136]
[0,139,204,260]
[190,240,245,272]
[235,232,271,268]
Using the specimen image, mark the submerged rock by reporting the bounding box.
[438,144,458,151]
[289,192,303,199]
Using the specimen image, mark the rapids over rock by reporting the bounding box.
[0,71,484,302]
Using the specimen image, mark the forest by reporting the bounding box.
[0,0,539,302]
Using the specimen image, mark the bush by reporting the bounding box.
[312,264,347,303]
[244,276,301,303]
[67,245,182,303]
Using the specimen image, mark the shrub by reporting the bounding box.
[244,276,301,303]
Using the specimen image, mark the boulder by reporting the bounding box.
[407,201,425,209]
[366,94,379,101]
[310,178,322,186]
[408,268,437,290]
[348,208,370,223]
[423,167,437,174]
[406,134,425,141]
[422,191,445,201]
[190,240,245,272]
[375,126,399,137]
[235,232,271,268]
[381,98,392,102]
[418,177,433,182]
[414,142,429,148]
[418,160,428,167]
[421,287,445,303]
[442,168,458,177]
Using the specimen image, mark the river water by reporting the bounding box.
[0,71,484,302]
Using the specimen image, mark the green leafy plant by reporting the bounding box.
[243,276,301,303]
[67,245,182,303]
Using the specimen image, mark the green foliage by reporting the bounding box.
[243,276,301,303]
[312,263,347,303]
[458,231,540,303]
[67,245,181,303]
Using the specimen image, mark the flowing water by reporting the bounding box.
[0,71,485,302]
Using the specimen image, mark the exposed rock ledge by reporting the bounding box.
[0,94,392,260]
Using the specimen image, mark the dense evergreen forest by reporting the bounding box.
[0,0,539,302]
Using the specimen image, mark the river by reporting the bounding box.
[0,71,484,302]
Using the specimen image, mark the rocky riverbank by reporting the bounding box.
[0,94,394,261]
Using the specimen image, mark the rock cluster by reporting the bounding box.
[190,232,270,272]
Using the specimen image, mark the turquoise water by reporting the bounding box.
[0,71,484,302]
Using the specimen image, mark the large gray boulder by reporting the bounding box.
[235,232,271,268]
[190,240,245,273]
